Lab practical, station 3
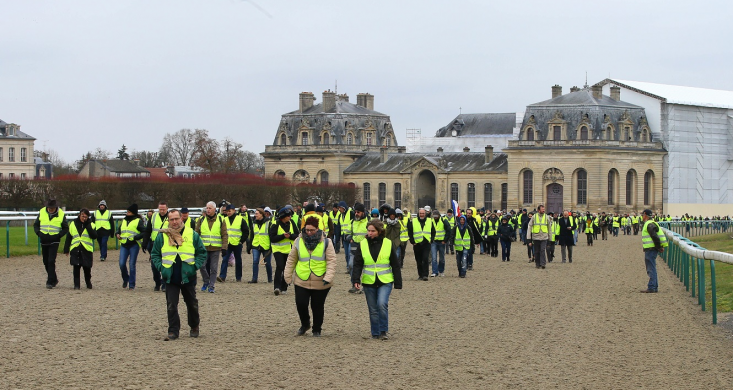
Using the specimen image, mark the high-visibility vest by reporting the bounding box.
[531,214,549,234]
[551,221,560,241]
[199,215,223,247]
[225,215,244,246]
[320,213,330,236]
[38,207,65,235]
[94,209,111,231]
[613,217,620,228]
[569,216,576,232]
[160,228,196,268]
[120,218,142,247]
[446,216,455,230]
[271,221,294,254]
[585,221,594,234]
[150,213,169,242]
[486,220,499,236]
[329,210,341,224]
[399,218,409,242]
[295,237,326,281]
[434,219,446,240]
[252,221,271,250]
[340,208,353,235]
[411,218,433,244]
[352,218,368,244]
[642,220,668,249]
[454,227,471,251]
[360,239,394,284]
[292,213,300,228]
[69,221,95,251]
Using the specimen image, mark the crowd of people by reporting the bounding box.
[33,197,685,339]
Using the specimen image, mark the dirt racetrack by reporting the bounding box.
[2,234,733,389]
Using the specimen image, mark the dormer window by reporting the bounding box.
[280,133,286,145]
[366,132,373,146]
[301,131,309,146]
[580,126,588,140]
[526,128,535,141]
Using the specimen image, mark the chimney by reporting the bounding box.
[463,147,470,153]
[552,84,562,98]
[437,147,444,153]
[338,93,349,102]
[397,146,406,154]
[322,90,336,112]
[484,145,494,164]
[357,93,374,110]
[610,86,621,101]
[592,85,602,100]
[380,147,388,163]
[299,92,315,113]
[570,86,580,92]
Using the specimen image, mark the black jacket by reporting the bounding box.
[497,223,515,242]
[269,219,299,246]
[117,215,146,249]
[557,217,577,246]
[351,236,402,289]
[63,218,98,268]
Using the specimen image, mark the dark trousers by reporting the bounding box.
[41,244,59,285]
[219,244,243,281]
[399,242,407,268]
[533,240,547,267]
[487,236,499,257]
[273,252,289,292]
[413,242,431,278]
[148,242,165,288]
[500,240,511,261]
[165,278,200,337]
[97,234,109,259]
[445,241,454,254]
[527,242,534,260]
[73,265,92,288]
[546,241,555,262]
[294,285,330,332]
[586,233,593,245]
[601,226,608,240]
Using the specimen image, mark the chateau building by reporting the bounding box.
[0,120,36,180]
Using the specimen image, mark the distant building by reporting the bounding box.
[407,113,520,153]
[168,165,205,178]
[0,119,36,180]
[77,159,150,178]
[146,167,169,179]
[34,157,53,179]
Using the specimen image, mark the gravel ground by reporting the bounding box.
[2,234,733,389]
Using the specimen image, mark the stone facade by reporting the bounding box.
[0,121,36,180]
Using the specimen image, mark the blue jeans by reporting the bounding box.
[613,227,619,237]
[342,238,351,269]
[97,234,109,259]
[456,250,468,275]
[431,242,446,274]
[467,247,474,267]
[644,250,659,291]
[363,283,392,336]
[395,245,402,262]
[119,244,140,288]
[220,244,243,281]
[500,239,511,260]
[252,248,272,282]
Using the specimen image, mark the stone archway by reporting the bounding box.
[416,170,436,211]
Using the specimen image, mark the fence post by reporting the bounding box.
[699,258,706,311]
[710,260,717,325]
[6,221,9,258]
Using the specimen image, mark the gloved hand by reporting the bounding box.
[142,247,147,254]
[322,280,330,286]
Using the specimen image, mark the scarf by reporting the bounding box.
[303,230,323,251]
[159,225,184,247]
[386,217,398,226]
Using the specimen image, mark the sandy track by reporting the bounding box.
[2,235,732,389]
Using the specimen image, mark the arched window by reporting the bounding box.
[347,133,353,145]
[280,133,286,145]
[274,170,286,179]
[641,128,650,142]
[577,170,587,205]
[526,128,535,141]
[644,171,653,205]
[580,126,588,140]
[320,171,329,185]
[378,183,386,205]
[322,133,329,145]
[626,170,635,205]
[451,183,459,201]
[363,183,371,210]
[607,126,613,140]
[523,170,533,204]
[394,183,402,209]
[385,135,391,147]
[608,170,616,205]
[624,127,631,141]
[484,183,493,211]
[501,183,508,211]
[467,183,476,208]
[301,131,309,146]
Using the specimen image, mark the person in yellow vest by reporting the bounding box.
[640,209,667,293]
[63,208,97,290]
[464,208,481,270]
[91,200,113,262]
[329,203,342,254]
[239,204,254,254]
[196,201,228,293]
[430,209,452,277]
[151,209,207,340]
[384,208,402,261]
[180,207,196,230]
[408,207,436,281]
[284,216,337,337]
[558,210,576,263]
[270,206,300,295]
[316,205,334,240]
[612,213,621,237]
[585,214,595,246]
[452,215,474,277]
[527,204,552,269]
[352,219,403,340]
[632,213,640,235]
[34,199,69,289]
[396,208,409,268]
[545,212,558,262]
[349,203,369,293]
[143,201,170,292]
[218,205,249,283]
[250,207,273,283]
[444,208,456,255]
[338,201,354,271]
[116,203,146,290]
[484,212,500,258]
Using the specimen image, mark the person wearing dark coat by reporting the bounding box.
[33,199,69,289]
[407,208,436,280]
[90,200,113,262]
[497,216,515,262]
[557,211,577,263]
[464,208,481,270]
[63,209,97,290]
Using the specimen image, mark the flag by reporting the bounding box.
[451,200,460,217]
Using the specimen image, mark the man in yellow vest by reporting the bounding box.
[444,208,456,255]
[484,211,500,258]
[527,204,552,269]
[218,205,249,283]
[91,200,113,262]
[452,215,474,277]
[330,203,342,253]
[34,199,69,289]
[269,206,299,295]
[63,208,97,290]
[408,207,436,281]
[239,204,253,254]
[349,203,368,293]
[396,208,409,268]
[180,207,196,230]
[632,213,640,235]
[546,211,558,262]
[640,209,667,293]
[430,210,452,277]
[338,201,354,271]
[151,209,207,340]
[196,201,228,293]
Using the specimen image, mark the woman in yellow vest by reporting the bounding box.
[352,219,403,340]
[115,203,146,290]
[91,200,113,262]
[248,208,272,283]
[284,216,337,337]
[63,209,97,290]
[270,206,300,295]
[585,214,594,246]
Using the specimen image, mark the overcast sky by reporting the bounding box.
[3,0,732,162]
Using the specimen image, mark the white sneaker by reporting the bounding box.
[438,273,445,277]
[430,273,437,277]
[274,288,281,296]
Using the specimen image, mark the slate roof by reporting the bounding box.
[435,113,515,137]
[0,119,36,140]
[285,100,386,116]
[529,89,641,108]
[344,152,508,173]
[92,159,150,173]
[596,78,733,109]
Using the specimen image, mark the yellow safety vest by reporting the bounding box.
[94,209,111,230]
[225,215,244,246]
[486,220,499,236]
[340,208,353,235]
[531,214,548,234]
[69,221,95,251]
[352,218,368,244]
[252,221,271,250]
[551,221,560,241]
[446,216,455,230]
[360,239,394,284]
[199,215,223,247]
[585,221,594,234]
[38,207,65,235]
[295,237,326,281]
[454,227,471,251]
[120,218,142,247]
[642,220,668,249]
[399,218,409,242]
[613,217,620,228]
[411,218,433,244]
[271,221,294,254]
[160,228,196,267]
[434,219,446,241]
[320,213,330,236]
[150,213,169,242]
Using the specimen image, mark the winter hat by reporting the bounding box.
[180,207,190,213]
[446,209,453,214]
[354,203,366,213]
[338,201,348,209]
[278,207,293,219]
[127,203,139,214]
[304,203,316,213]
[263,207,272,214]
[387,208,397,218]
[395,208,403,215]
[225,204,235,211]
[643,209,653,216]
[424,205,431,212]
[371,208,379,216]
[315,205,325,213]
[432,210,441,217]
[46,199,58,208]
[332,203,339,208]
[99,200,107,207]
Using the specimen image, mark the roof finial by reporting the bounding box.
[584,71,588,88]
[335,79,337,94]
[459,106,462,114]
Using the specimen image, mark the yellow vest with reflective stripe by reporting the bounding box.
[454,227,470,251]
[340,208,353,235]
[320,213,330,236]
[38,207,64,235]
[69,221,95,251]
[642,220,668,249]
[94,209,111,230]
[360,239,394,284]
[225,215,244,246]
[352,218,368,244]
[446,216,455,230]
[199,215,223,247]
[585,220,594,233]
[399,218,409,242]
[252,221,271,250]
[271,221,294,254]
[551,221,560,241]
[296,237,326,280]
[531,214,548,234]
[486,220,499,236]
[150,213,169,241]
[613,217,620,228]
[120,218,142,247]
[411,218,433,244]
[160,228,196,267]
[434,219,446,240]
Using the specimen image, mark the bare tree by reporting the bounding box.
[234,150,264,175]
[191,129,220,172]
[220,138,243,174]
[160,129,197,166]
[130,150,161,167]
